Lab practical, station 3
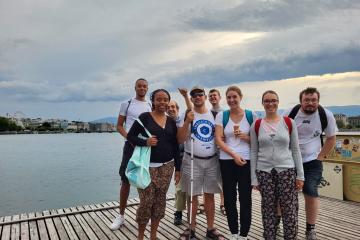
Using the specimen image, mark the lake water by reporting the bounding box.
[0,133,175,217]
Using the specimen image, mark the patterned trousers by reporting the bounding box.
[256,168,299,240]
[136,161,174,224]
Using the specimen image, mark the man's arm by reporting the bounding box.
[117,115,127,138]
[178,88,193,110]
[177,110,194,144]
[317,135,336,160]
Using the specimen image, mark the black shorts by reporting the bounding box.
[303,159,323,197]
[119,141,135,184]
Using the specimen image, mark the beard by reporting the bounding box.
[303,108,317,114]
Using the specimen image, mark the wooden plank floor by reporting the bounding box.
[0,192,359,239]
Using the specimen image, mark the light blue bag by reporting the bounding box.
[125,119,152,189]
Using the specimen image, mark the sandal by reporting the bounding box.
[219,205,226,215]
[197,203,205,214]
[178,228,196,240]
[206,228,225,240]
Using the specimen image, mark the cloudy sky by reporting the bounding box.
[1,0,359,121]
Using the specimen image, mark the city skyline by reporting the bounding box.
[1,1,360,121]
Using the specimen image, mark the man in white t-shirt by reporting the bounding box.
[110,78,152,230]
[208,88,224,113]
[283,87,337,240]
[177,86,224,240]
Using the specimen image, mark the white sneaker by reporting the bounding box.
[238,236,248,240]
[229,234,239,240]
[110,214,125,230]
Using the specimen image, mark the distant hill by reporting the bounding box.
[91,117,117,125]
[92,105,360,123]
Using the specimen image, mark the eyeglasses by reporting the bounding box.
[263,99,278,104]
[303,98,319,104]
[191,93,205,98]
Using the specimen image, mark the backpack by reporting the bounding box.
[222,109,254,128]
[254,117,292,137]
[287,104,328,146]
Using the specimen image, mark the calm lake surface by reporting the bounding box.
[0,133,175,217]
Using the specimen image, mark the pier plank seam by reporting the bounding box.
[35,212,50,240]
[10,215,20,240]
[62,208,88,240]
[102,202,138,240]
[86,204,120,240]
[0,193,359,240]
[0,217,3,239]
[28,212,40,240]
[85,204,122,240]
[20,213,30,240]
[49,210,70,240]
[42,210,59,240]
[68,207,97,240]
[56,209,79,240]
[76,205,109,240]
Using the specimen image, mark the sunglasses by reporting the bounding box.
[191,92,205,98]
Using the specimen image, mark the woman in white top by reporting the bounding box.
[215,86,256,240]
[250,90,304,240]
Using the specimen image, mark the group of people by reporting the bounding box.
[109,78,337,240]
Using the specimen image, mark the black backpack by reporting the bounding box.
[288,104,328,146]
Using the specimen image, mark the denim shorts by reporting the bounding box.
[118,141,134,184]
[303,159,323,197]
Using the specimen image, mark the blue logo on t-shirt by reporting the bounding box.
[192,119,214,142]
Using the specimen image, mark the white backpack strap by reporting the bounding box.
[136,119,152,138]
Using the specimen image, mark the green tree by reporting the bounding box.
[336,120,345,129]
[0,117,22,131]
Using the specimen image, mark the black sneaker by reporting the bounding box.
[174,211,182,225]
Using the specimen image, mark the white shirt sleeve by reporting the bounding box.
[118,101,129,117]
[215,111,224,126]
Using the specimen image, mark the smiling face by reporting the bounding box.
[135,79,148,98]
[226,90,242,109]
[208,90,221,106]
[152,90,170,113]
[262,92,279,114]
[190,91,206,107]
[167,100,179,119]
[301,92,319,114]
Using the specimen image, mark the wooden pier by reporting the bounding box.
[1,192,359,239]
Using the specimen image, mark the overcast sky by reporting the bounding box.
[1,0,359,121]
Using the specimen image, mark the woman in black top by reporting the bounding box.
[127,89,180,240]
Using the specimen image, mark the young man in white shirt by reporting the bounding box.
[177,86,224,240]
[283,87,337,240]
[110,78,152,230]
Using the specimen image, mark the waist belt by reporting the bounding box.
[185,152,217,160]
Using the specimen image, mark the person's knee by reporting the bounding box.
[121,182,130,192]
[204,193,214,199]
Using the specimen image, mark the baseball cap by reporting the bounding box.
[190,86,205,96]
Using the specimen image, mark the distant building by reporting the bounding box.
[348,116,360,127]
[75,121,90,132]
[89,122,114,132]
[46,119,69,129]
[334,114,348,126]
[67,122,78,131]
[22,118,43,129]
